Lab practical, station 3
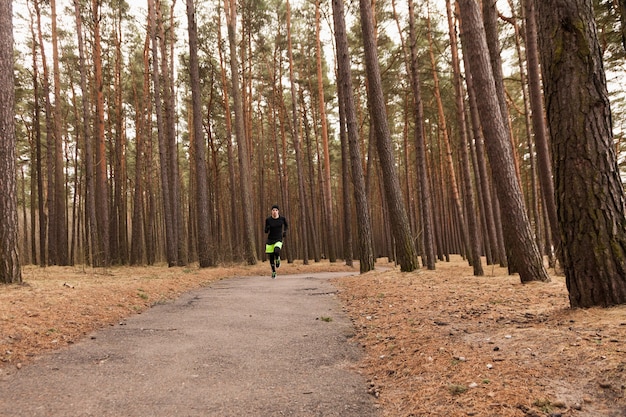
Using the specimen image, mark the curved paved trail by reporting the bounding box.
[0,271,380,417]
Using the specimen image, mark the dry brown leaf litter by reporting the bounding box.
[1,257,625,417]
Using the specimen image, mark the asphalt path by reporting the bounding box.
[0,271,381,417]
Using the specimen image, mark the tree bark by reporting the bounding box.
[458,0,549,283]
[359,0,419,272]
[315,0,337,263]
[225,0,257,265]
[50,0,69,266]
[523,0,560,261]
[186,0,213,267]
[535,0,626,307]
[92,0,110,267]
[407,0,436,270]
[0,0,22,283]
[445,0,483,276]
[332,0,375,273]
[286,0,309,265]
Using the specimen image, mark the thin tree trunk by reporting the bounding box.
[217,5,238,257]
[286,0,309,265]
[426,6,472,267]
[50,0,68,266]
[186,0,213,267]
[523,0,560,261]
[315,0,337,263]
[445,0,483,275]
[225,0,257,265]
[407,0,436,270]
[92,0,110,267]
[149,0,176,266]
[359,0,418,272]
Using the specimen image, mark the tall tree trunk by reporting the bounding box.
[0,0,22,283]
[186,0,213,267]
[315,0,337,263]
[332,0,375,272]
[92,0,110,267]
[407,0,436,270]
[445,0,483,276]
[225,0,257,265]
[359,0,419,272]
[50,0,68,266]
[217,5,238,257]
[157,1,186,266]
[535,0,626,307]
[286,0,309,265]
[73,0,98,267]
[27,1,44,266]
[426,7,473,267]
[149,0,176,266]
[458,0,549,283]
[523,0,560,261]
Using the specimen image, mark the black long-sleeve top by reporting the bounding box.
[265,216,288,244]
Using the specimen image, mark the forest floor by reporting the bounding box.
[1,256,625,417]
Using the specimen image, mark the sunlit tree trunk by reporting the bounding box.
[535,0,626,307]
[0,0,21,284]
[332,0,375,272]
[359,0,418,271]
[458,0,549,283]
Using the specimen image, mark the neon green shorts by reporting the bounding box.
[265,241,283,254]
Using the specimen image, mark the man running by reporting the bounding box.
[265,205,288,278]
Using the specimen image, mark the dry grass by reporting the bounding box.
[2,256,625,417]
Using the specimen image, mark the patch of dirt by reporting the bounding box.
[2,257,625,417]
[334,257,626,417]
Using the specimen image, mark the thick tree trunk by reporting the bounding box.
[0,0,22,283]
[458,0,549,283]
[535,0,626,307]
